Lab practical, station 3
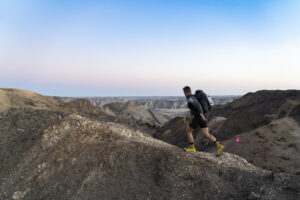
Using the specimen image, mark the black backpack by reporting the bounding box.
[194,90,214,113]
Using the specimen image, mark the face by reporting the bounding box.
[183,90,191,97]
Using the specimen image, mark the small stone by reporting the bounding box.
[248,191,260,200]
[12,191,26,200]
[17,128,25,132]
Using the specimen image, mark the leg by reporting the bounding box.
[184,116,198,152]
[186,127,194,143]
[199,117,224,156]
[201,127,224,156]
[200,127,216,143]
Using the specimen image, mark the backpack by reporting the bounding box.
[194,90,214,113]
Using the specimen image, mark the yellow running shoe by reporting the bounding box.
[215,141,224,156]
[184,144,196,152]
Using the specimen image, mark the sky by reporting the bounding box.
[1,0,300,96]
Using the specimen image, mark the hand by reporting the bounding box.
[184,117,192,124]
[200,114,207,121]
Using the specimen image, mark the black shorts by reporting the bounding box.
[189,114,208,129]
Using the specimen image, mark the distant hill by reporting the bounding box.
[52,95,240,109]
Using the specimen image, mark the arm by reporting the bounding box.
[188,97,207,121]
[188,97,203,114]
[194,102,207,121]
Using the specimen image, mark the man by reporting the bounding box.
[183,86,224,156]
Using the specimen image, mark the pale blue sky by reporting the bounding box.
[1,0,299,96]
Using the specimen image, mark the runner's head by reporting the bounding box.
[183,86,192,97]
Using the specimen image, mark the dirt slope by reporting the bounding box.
[209,117,300,174]
[208,90,300,140]
[0,88,59,112]
[1,111,299,200]
[1,88,299,199]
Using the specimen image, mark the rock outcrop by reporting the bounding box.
[100,102,169,129]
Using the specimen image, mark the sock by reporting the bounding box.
[214,141,219,146]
